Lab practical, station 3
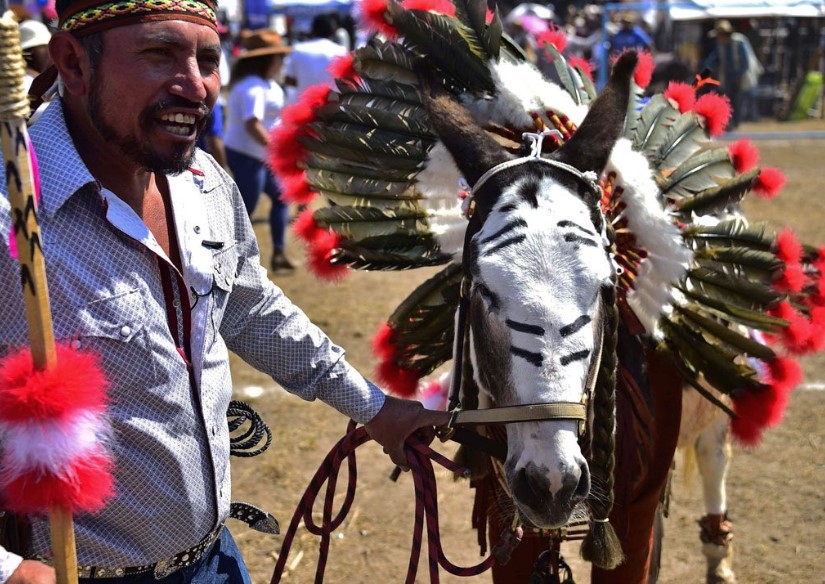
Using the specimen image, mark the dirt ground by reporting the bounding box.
[227,118,825,584]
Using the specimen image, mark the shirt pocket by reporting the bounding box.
[62,289,158,395]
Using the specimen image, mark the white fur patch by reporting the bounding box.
[475,180,611,405]
[605,139,693,336]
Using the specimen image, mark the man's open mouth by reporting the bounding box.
[159,112,197,137]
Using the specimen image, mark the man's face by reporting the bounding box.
[87,20,221,174]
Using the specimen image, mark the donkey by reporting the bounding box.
[416,51,641,569]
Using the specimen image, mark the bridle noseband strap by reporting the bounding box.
[448,402,587,427]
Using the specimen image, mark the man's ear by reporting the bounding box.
[49,32,92,96]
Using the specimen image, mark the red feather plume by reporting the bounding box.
[376,358,421,397]
[663,81,695,113]
[328,54,359,82]
[401,0,456,16]
[693,92,732,137]
[752,167,786,199]
[280,171,316,206]
[728,139,760,173]
[568,56,593,81]
[633,51,653,89]
[359,0,399,37]
[731,356,801,445]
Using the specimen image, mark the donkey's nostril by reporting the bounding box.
[573,461,591,501]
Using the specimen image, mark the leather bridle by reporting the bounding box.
[437,131,608,459]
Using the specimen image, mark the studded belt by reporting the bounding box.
[76,523,224,580]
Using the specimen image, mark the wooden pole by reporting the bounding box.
[0,9,79,584]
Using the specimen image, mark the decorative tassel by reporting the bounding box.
[568,56,593,82]
[0,344,114,514]
[328,54,359,82]
[581,518,624,569]
[280,84,331,127]
[536,27,568,53]
[731,356,801,445]
[752,167,786,199]
[728,139,760,172]
[664,81,695,113]
[693,92,731,137]
[633,51,653,89]
[359,0,399,37]
[375,357,421,396]
[280,171,316,205]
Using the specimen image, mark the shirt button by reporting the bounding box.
[194,225,201,234]
[71,339,82,350]
[119,325,132,337]
[173,299,181,308]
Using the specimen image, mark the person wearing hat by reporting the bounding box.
[700,19,752,128]
[224,29,295,273]
[18,19,52,93]
[0,0,450,582]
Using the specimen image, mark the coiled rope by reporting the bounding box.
[270,420,518,584]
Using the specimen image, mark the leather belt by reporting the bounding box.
[76,524,224,580]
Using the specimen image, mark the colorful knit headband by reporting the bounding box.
[58,0,217,36]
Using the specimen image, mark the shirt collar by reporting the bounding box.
[29,97,100,219]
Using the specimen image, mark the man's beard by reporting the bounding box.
[87,74,210,175]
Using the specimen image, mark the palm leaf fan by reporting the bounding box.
[386,2,496,94]
[373,262,462,395]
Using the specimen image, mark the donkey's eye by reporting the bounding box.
[474,283,500,311]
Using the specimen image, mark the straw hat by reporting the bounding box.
[237,29,292,59]
[709,19,734,37]
[19,20,52,52]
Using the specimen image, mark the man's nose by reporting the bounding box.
[169,58,210,102]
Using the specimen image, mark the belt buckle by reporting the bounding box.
[153,558,174,580]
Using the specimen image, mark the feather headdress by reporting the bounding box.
[271,0,818,449]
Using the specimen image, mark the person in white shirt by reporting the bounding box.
[283,13,348,103]
[223,29,295,272]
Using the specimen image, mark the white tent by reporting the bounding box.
[268,0,352,17]
[668,0,825,21]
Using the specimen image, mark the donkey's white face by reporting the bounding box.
[467,174,613,527]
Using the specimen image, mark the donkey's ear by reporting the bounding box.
[416,61,512,189]
[552,51,638,175]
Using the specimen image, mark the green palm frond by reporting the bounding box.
[313,204,431,240]
[678,286,788,331]
[682,218,776,251]
[386,262,462,372]
[630,93,679,151]
[673,304,777,361]
[306,152,421,182]
[305,168,418,199]
[686,266,784,306]
[314,102,434,138]
[353,40,418,84]
[661,319,765,395]
[648,112,705,169]
[336,76,422,104]
[304,122,432,159]
[332,235,452,272]
[387,3,495,94]
[673,169,759,215]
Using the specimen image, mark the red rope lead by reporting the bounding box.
[270,421,500,584]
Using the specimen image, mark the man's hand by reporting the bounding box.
[364,395,451,471]
[7,560,55,584]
